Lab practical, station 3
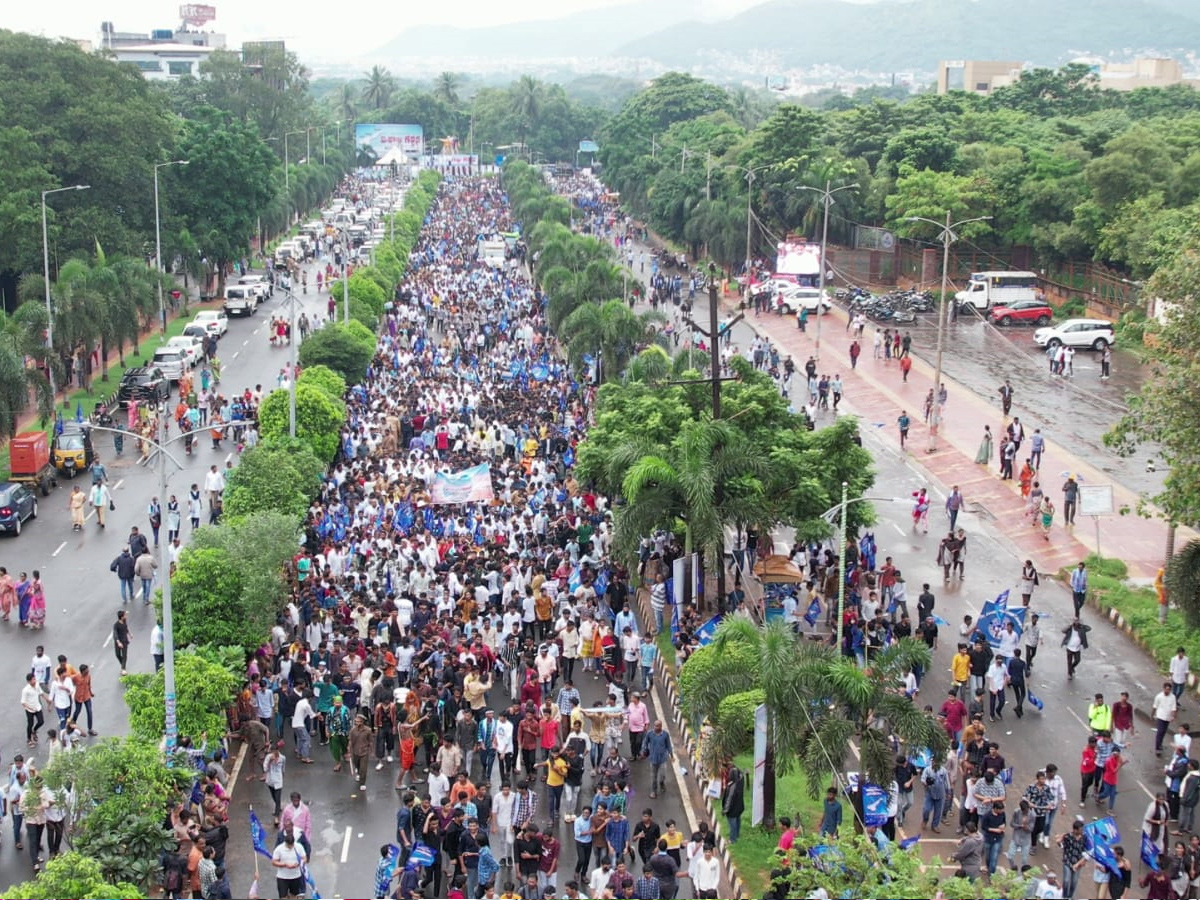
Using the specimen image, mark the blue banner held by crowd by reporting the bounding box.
[1142,832,1161,870]
[375,844,400,897]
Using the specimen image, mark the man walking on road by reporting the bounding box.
[1153,682,1178,757]
[1061,619,1090,681]
[1070,562,1088,617]
[110,547,136,604]
[998,379,1014,416]
[897,410,910,450]
[89,480,112,528]
[946,487,964,531]
[134,547,157,605]
[112,609,131,676]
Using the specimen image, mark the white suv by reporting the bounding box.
[1033,318,1114,350]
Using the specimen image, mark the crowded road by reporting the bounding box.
[0,272,329,888]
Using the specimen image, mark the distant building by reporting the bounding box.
[939,57,1200,95]
[97,6,226,81]
[937,60,1023,95]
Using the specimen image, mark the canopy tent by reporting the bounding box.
[753,554,806,583]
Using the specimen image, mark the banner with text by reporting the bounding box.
[430,464,494,505]
[355,124,424,163]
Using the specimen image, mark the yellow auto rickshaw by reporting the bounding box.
[51,422,95,477]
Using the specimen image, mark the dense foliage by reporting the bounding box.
[598,67,1200,275]
[124,648,240,742]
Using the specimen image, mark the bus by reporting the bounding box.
[955,271,1038,311]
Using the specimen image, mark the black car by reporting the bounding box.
[0,482,38,536]
[116,366,170,408]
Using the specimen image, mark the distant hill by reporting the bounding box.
[372,0,697,61]
[616,0,1200,72]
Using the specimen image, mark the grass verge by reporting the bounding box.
[0,302,216,479]
[1060,553,1193,675]
[722,753,824,899]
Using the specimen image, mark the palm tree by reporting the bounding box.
[684,618,810,827]
[615,417,766,567]
[559,299,664,382]
[361,65,395,110]
[1166,540,1200,630]
[510,75,543,149]
[0,290,55,434]
[792,639,948,812]
[541,260,623,331]
[338,82,358,124]
[434,71,460,105]
[627,345,672,385]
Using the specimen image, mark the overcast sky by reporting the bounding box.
[7,0,763,59]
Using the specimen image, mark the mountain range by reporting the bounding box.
[372,0,1200,75]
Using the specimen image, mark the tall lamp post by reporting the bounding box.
[41,184,91,404]
[797,180,858,363]
[154,160,189,334]
[724,163,774,292]
[284,130,305,192]
[906,213,992,452]
[280,286,300,437]
[85,421,187,750]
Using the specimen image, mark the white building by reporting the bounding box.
[106,41,217,80]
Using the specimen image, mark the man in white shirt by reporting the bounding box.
[203,464,226,507]
[491,783,517,866]
[691,844,721,898]
[21,673,45,746]
[1171,648,1190,698]
[30,647,52,689]
[292,690,315,762]
[1154,681,1179,756]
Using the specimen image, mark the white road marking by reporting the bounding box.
[892,523,906,536]
[226,743,249,797]
[243,339,249,346]
[52,541,67,557]
[113,479,125,490]
[224,453,234,465]
[102,632,112,648]
[649,675,701,835]
[340,826,352,863]
[252,330,259,336]
[1136,779,1156,800]
[231,351,239,359]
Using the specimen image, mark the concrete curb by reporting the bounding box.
[636,586,748,900]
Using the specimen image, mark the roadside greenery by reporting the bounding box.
[1107,223,1200,523]
[0,852,143,900]
[123,648,241,743]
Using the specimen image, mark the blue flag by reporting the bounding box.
[303,863,321,900]
[407,841,437,869]
[1083,817,1123,880]
[861,783,889,826]
[804,598,821,627]
[899,835,921,850]
[1027,689,1045,711]
[1142,831,1161,870]
[248,809,271,860]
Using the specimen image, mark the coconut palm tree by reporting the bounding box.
[510,75,543,149]
[434,71,460,105]
[684,617,810,827]
[615,417,767,568]
[361,65,395,110]
[541,259,623,331]
[792,638,948,810]
[1166,540,1200,629]
[0,293,55,434]
[627,345,672,385]
[559,299,664,382]
[338,82,358,124]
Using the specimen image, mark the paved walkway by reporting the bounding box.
[716,296,1190,580]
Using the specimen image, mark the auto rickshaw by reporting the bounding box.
[51,422,95,477]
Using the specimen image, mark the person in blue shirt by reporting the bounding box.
[573,806,594,880]
[639,635,659,692]
[643,721,674,799]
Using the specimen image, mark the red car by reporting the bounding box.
[988,299,1053,326]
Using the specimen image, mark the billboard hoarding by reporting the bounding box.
[355,124,424,165]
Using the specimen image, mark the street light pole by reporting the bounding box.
[41,184,90,406]
[284,130,305,193]
[342,230,350,325]
[744,169,754,283]
[86,422,186,749]
[154,161,189,335]
[281,286,299,437]
[798,180,858,364]
[906,212,992,452]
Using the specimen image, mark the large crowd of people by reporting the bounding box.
[218,175,721,899]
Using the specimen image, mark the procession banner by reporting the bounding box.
[430,464,494,504]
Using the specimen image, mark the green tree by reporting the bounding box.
[1165,540,1200,631]
[511,75,544,149]
[223,442,324,521]
[160,546,249,651]
[123,648,240,742]
[1107,226,1200,524]
[297,323,376,383]
[770,829,1032,899]
[434,71,461,105]
[886,168,996,240]
[682,618,808,826]
[0,125,56,277]
[296,363,348,402]
[258,383,345,462]
[41,738,187,889]
[362,65,395,110]
[0,852,143,900]
[559,299,664,381]
[173,109,280,297]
